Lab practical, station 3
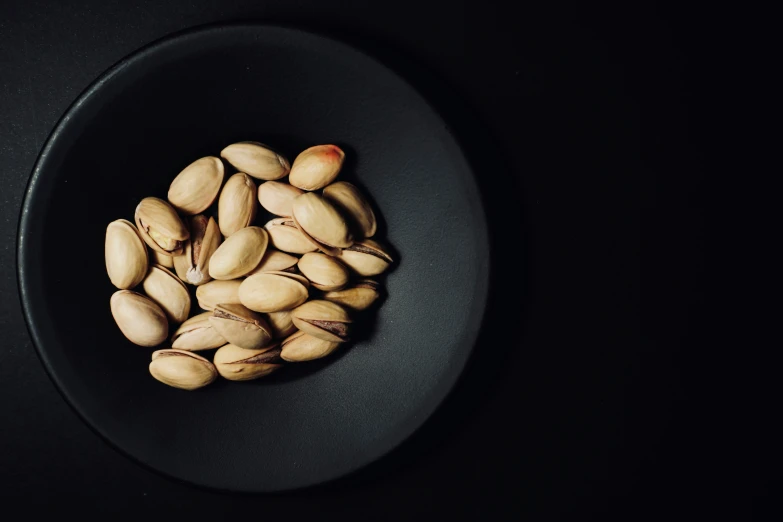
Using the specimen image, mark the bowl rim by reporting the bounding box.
[16,22,491,492]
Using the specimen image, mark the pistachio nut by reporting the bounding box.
[257,181,304,217]
[265,310,297,339]
[209,303,273,350]
[110,290,168,347]
[167,156,224,215]
[105,219,148,289]
[196,279,243,311]
[291,192,353,255]
[238,271,309,313]
[220,141,290,181]
[247,248,299,275]
[141,265,191,323]
[338,239,393,276]
[280,330,340,362]
[322,279,381,311]
[218,173,257,237]
[213,343,283,381]
[208,226,268,280]
[264,217,317,254]
[171,312,227,351]
[173,215,222,286]
[297,252,349,291]
[135,197,189,255]
[288,144,345,191]
[323,181,377,238]
[151,248,175,269]
[290,300,351,343]
[149,349,217,390]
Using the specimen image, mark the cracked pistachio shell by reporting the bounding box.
[288,145,345,191]
[149,349,217,390]
[338,239,393,276]
[322,280,381,311]
[323,181,377,238]
[209,303,273,350]
[167,156,224,215]
[196,279,243,311]
[110,290,168,347]
[171,312,227,351]
[291,192,353,255]
[264,310,297,339]
[218,173,257,237]
[297,252,349,291]
[214,343,283,381]
[105,219,148,289]
[258,181,304,217]
[291,300,352,343]
[151,249,175,269]
[141,265,191,324]
[247,249,299,275]
[134,197,189,255]
[264,217,317,254]
[238,271,309,313]
[173,215,222,286]
[281,330,340,362]
[208,226,268,280]
[220,142,290,181]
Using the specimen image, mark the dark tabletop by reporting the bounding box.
[1,0,708,518]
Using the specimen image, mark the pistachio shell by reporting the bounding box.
[338,239,393,276]
[171,312,227,351]
[141,265,191,323]
[288,145,345,190]
[213,343,283,381]
[149,349,217,390]
[218,173,257,237]
[110,290,168,347]
[265,310,297,339]
[151,249,175,269]
[323,181,377,238]
[297,252,349,291]
[209,303,273,350]
[105,219,148,289]
[208,226,268,280]
[220,142,290,181]
[134,197,189,255]
[196,280,243,311]
[247,249,299,275]
[167,156,224,215]
[280,330,340,362]
[257,181,304,217]
[238,272,309,313]
[290,300,351,343]
[264,217,317,254]
[322,280,381,311]
[173,215,222,286]
[291,193,353,254]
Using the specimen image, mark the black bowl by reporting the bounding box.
[18,25,489,492]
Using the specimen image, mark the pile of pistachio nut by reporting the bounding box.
[105,142,393,391]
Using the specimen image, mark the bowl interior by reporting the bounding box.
[19,26,488,491]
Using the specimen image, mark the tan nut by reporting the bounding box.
[322,280,381,311]
[280,330,340,362]
[338,239,393,276]
[141,265,191,324]
[297,252,349,291]
[264,217,317,254]
[290,300,351,343]
[171,312,227,351]
[134,197,189,255]
[196,280,243,311]
[220,142,290,181]
[247,249,299,275]
[291,192,353,256]
[209,303,273,350]
[288,145,345,191]
[105,219,148,289]
[173,215,222,286]
[149,349,217,390]
[238,271,309,313]
[218,173,257,237]
[110,290,168,347]
[213,343,283,381]
[208,226,268,280]
[323,181,377,238]
[257,181,303,217]
[167,156,224,215]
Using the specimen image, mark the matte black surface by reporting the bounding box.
[18,25,490,491]
[1,0,711,518]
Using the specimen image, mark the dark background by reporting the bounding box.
[1,0,711,519]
